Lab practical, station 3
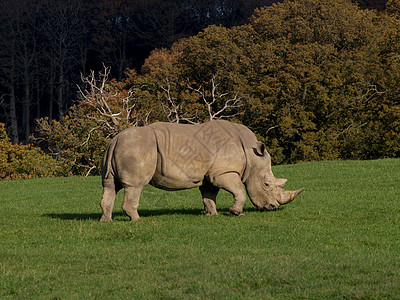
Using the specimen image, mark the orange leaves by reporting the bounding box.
[0,123,62,180]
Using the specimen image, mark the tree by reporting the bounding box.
[0,0,90,142]
[238,0,398,162]
[139,0,400,163]
[0,1,19,143]
[36,66,151,176]
[387,0,400,17]
[39,0,88,119]
[0,0,38,143]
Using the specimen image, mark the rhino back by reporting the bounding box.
[149,121,247,187]
[149,122,213,189]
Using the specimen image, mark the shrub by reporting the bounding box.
[0,123,62,180]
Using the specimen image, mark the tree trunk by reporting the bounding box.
[58,70,64,119]
[35,54,41,119]
[49,67,55,120]
[22,68,31,143]
[7,53,19,144]
[9,84,19,144]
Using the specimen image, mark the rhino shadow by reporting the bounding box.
[43,207,263,221]
[43,208,212,221]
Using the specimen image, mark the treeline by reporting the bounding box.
[1,0,399,179]
[0,0,277,144]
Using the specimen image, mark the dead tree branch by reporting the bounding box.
[327,84,385,119]
[188,75,243,121]
[158,76,199,124]
[77,65,142,140]
[335,122,368,140]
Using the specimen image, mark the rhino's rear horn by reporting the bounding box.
[276,178,288,187]
[279,187,305,205]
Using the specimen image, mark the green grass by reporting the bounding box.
[1,159,399,299]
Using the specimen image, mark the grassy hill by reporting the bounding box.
[1,159,399,299]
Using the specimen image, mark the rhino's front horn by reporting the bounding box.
[279,188,305,205]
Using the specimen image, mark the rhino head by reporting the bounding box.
[245,142,304,211]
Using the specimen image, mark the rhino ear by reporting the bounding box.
[276,178,288,187]
[254,141,266,156]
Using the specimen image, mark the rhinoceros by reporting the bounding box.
[100,120,304,221]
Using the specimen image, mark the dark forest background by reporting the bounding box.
[0,0,283,144]
[0,0,389,144]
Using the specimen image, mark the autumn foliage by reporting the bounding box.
[134,0,399,164]
[0,123,61,180]
[28,0,400,176]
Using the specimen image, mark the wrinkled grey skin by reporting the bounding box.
[100,120,304,221]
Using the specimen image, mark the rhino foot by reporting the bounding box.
[100,215,112,222]
[205,211,219,216]
[229,206,244,216]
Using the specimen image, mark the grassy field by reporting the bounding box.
[0,159,399,299]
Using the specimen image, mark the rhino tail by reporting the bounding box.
[102,137,118,181]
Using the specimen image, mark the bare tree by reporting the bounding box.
[158,76,199,124]
[157,74,243,124]
[39,0,86,119]
[0,0,37,143]
[0,16,19,143]
[130,0,190,48]
[77,65,149,140]
[188,75,243,121]
[90,0,134,80]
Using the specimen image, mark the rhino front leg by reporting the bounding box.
[212,173,246,216]
[200,184,219,216]
[122,186,143,222]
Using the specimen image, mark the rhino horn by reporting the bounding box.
[279,187,305,205]
[275,178,288,187]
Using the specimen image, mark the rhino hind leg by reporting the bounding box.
[100,179,118,222]
[122,186,144,222]
[200,184,219,216]
[212,173,246,216]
